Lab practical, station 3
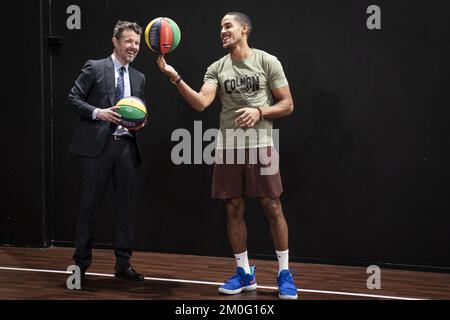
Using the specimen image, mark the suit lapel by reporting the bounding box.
[129,67,139,97]
[104,57,116,106]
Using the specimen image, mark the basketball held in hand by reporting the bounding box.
[115,96,148,130]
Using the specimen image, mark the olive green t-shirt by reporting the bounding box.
[204,49,288,149]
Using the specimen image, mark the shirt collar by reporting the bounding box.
[111,54,129,73]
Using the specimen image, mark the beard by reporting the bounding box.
[117,48,138,63]
[125,52,137,63]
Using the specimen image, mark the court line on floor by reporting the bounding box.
[0,266,426,300]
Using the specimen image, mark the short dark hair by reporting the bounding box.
[113,20,142,39]
[225,12,252,37]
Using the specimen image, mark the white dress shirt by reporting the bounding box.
[92,54,131,120]
[92,54,133,137]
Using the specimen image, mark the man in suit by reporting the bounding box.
[67,20,146,282]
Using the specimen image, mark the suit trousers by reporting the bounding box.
[73,135,139,271]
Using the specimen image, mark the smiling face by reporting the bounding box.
[112,29,141,65]
[220,15,248,49]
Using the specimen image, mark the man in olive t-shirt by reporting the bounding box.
[204,48,288,150]
[157,12,298,300]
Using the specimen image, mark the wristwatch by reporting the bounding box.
[257,106,264,121]
[170,75,182,85]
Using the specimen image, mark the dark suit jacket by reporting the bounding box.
[67,56,146,163]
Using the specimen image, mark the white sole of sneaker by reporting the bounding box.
[218,283,258,295]
[278,293,298,300]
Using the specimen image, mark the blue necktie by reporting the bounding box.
[115,66,125,104]
[111,66,128,135]
[112,66,133,137]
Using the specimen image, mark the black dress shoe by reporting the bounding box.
[80,271,86,287]
[114,266,144,281]
[74,265,86,288]
[67,268,86,289]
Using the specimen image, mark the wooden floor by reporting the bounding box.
[0,246,449,300]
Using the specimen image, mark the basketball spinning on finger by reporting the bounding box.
[145,17,181,55]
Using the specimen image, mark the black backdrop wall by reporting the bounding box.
[2,0,450,271]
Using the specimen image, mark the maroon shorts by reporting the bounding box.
[212,147,283,199]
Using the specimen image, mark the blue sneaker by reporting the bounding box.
[278,269,298,300]
[218,266,257,295]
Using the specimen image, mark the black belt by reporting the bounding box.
[112,134,133,141]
